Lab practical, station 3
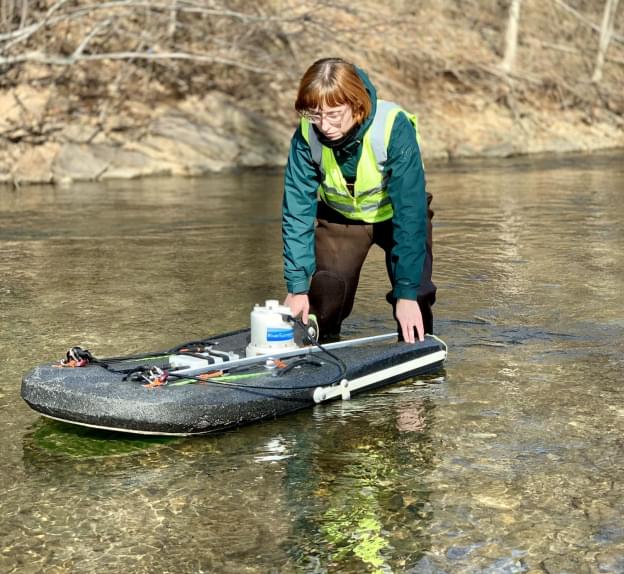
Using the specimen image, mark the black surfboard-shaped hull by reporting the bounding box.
[21,331,447,436]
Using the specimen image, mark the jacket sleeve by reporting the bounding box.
[282,126,321,294]
[385,112,428,301]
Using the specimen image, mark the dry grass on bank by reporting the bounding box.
[1,0,623,153]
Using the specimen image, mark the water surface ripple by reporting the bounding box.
[1,152,622,573]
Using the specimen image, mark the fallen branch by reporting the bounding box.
[551,0,624,44]
[0,0,322,68]
[1,0,307,44]
[72,18,112,60]
[524,36,624,66]
[0,49,272,73]
[1,0,69,50]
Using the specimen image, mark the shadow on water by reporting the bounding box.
[23,419,180,461]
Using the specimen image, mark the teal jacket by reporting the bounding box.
[282,67,428,301]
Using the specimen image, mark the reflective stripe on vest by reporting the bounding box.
[301,100,419,223]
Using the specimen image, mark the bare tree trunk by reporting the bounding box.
[19,0,27,29]
[0,0,27,32]
[1,0,15,30]
[501,0,523,73]
[592,0,621,83]
[168,0,177,40]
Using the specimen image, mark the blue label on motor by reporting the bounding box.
[267,327,294,342]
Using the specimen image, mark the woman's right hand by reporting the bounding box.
[284,293,310,323]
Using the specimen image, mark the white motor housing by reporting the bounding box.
[246,300,299,357]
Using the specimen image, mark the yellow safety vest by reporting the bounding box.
[301,100,419,223]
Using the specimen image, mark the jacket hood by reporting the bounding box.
[354,65,378,137]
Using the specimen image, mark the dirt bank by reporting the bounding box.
[1,1,623,186]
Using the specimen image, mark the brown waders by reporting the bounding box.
[308,195,436,340]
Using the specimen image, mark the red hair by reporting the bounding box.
[295,58,371,124]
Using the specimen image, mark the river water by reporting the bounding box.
[1,151,622,574]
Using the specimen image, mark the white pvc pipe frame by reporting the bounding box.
[312,348,447,403]
[172,332,447,404]
[171,332,401,376]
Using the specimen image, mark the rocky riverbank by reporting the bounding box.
[1,1,623,186]
[2,81,621,187]
[0,86,293,185]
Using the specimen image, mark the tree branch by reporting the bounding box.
[524,36,624,65]
[0,49,273,73]
[1,0,69,49]
[72,18,112,59]
[550,0,624,44]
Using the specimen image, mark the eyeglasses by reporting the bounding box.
[298,106,349,126]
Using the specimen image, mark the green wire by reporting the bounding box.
[169,371,268,386]
[108,354,171,365]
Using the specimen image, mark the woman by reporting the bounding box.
[282,57,436,343]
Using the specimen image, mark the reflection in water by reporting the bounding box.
[284,394,438,572]
[15,390,439,574]
[1,151,623,573]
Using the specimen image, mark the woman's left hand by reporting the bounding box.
[395,298,424,343]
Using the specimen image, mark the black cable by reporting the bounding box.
[85,331,246,366]
[161,319,348,391]
[69,321,349,391]
[129,319,350,391]
[291,317,347,386]
[275,357,324,376]
[164,370,327,392]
